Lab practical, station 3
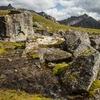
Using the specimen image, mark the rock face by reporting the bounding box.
[58,14,100,29]
[0,10,34,42]
[89,34,100,52]
[64,29,95,57]
[39,48,72,64]
[60,51,100,94]
[38,11,58,23]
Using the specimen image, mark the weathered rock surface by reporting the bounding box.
[33,22,43,28]
[23,34,65,55]
[0,10,34,42]
[38,11,58,23]
[64,29,95,57]
[89,34,100,52]
[39,48,72,64]
[60,51,100,94]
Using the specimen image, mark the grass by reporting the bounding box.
[0,41,25,55]
[0,89,52,100]
[0,10,100,34]
[0,41,25,49]
[0,10,10,16]
[32,12,100,34]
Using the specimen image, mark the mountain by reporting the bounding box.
[0,4,15,10]
[38,11,58,23]
[58,14,100,29]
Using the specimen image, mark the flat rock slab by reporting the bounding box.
[39,48,72,63]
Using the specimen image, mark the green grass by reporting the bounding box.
[0,10,100,34]
[0,10,10,16]
[0,89,52,100]
[32,12,100,34]
[0,41,25,55]
[0,41,25,49]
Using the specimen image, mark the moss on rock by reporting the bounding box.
[90,80,100,91]
[0,48,8,55]
[52,62,69,75]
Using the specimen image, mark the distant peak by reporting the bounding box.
[83,13,88,17]
[7,4,12,7]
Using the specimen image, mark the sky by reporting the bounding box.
[0,0,100,21]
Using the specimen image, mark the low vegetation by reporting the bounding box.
[32,12,100,34]
[0,10,10,16]
[89,80,100,97]
[53,62,69,75]
[0,41,25,55]
[0,89,52,100]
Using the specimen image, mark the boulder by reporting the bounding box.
[89,34,100,52]
[33,22,43,28]
[60,51,100,94]
[0,10,34,42]
[38,48,72,64]
[64,29,93,57]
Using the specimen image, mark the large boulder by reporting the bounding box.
[38,48,72,64]
[89,34,100,52]
[64,29,93,57]
[0,10,34,42]
[60,51,100,94]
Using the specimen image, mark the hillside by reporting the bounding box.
[38,11,58,23]
[59,14,100,29]
[0,10,100,34]
[32,12,100,34]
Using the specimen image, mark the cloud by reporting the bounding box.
[0,0,100,20]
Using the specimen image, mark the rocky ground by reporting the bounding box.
[0,29,100,100]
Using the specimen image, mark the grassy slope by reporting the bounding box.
[0,10,100,34]
[32,12,100,34]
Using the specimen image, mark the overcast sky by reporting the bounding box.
[0,0,100,21]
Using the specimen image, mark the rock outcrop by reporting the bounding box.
[0,10,34,42]
[39,48,72,64]
[89,34,100,52]
[64,29,95,57]
[60,51,100,94]
[38,11,58,23]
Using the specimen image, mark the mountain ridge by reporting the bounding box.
[58,14,100,29]
[0,4,15,10]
